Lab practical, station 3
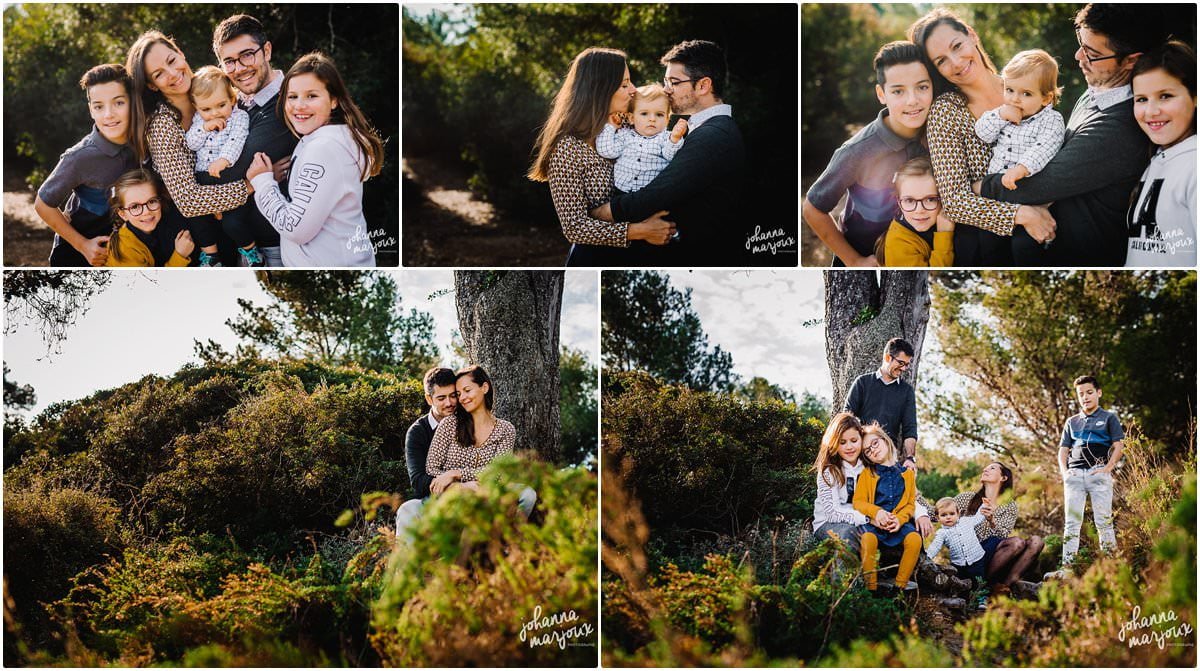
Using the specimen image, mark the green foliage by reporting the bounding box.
[602,270,736,393]
[560,346,598,468]
[653,555,751,648]
[202,271,438,377]
[735,376,796,405]
[404,4,796,230]
[928,271,1196,467]
[816,631,956,668]
[604,370,823,536]
[4,358,420,546]
[3,487,124,656]
[371,456,597,667]
[3,4,399,248]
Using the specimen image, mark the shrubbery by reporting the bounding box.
[603,370,823,537]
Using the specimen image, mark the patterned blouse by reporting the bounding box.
[547,134,630,248]
[147,102,248,218]
[926,91,1021,236]
[425,413,516,483]
[954,490,1017,541]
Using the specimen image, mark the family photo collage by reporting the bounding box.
[0,2,1196,669]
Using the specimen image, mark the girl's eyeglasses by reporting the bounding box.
[119,197,162,216]
[899,196,941,211]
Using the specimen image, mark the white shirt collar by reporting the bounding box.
[427,412,442,430]
[874,368,899,385]
[242,69,284,109]
[687,103,732,130]
[843,460,865,476]
[1087,84,1132,111]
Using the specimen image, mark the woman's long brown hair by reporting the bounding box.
[125,30,186,164]
[279,52,385,181]
[454,365,494,449]
[908,8,999,99]
[528,47,628,182]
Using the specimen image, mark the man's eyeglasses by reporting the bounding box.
[663,77,696,90]
[1075,30,1121,64]
[221,45,264,71]
[892,357,913,370]
[899,196,941,211]
[119,197,162,216]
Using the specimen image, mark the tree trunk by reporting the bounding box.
[454,271,564,464]
[824,271,931,411]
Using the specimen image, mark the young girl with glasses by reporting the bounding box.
[878,156,955,266]
[105,168,194,267]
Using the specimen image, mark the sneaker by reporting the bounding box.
[1043,568,1073,581]
[238,246,265,267]
[1010,580,1041,601]
[975,591,989,611]
[198,251,223,267]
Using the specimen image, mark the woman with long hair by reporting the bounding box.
[425,365,517,494]
[952,462,1044,605]
[125,30,252,264]
[528,47,675,266]
[811,412,869,549]
[245,51,383,266]
[907,9,1057,265]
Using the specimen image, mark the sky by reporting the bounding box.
[663,269,830,402]
[4,270,598,416]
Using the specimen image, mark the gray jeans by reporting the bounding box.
[238,245,283,267]
[1062,466,1116,562]
[395,485,538,543]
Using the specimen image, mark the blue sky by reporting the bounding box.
[4,270,598,416]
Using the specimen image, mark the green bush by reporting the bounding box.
[371,455,598,667]
[603,370,823,536]
[653,554,751,648]
[3,487,123,660]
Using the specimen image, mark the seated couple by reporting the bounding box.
[35,14,384,269]
[813,413,1043,606]
[804,4,1195,268]
[395,366,537,541]
[529,40,746,267]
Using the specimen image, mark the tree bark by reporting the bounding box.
[454,271,564,464]
[824,271,931,411]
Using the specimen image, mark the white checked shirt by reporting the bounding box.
[595,123,682,193]
[975,103,1066,177]
[185,107,251,173]
[925,512,987,566]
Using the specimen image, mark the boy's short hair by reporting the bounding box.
[213,13,269,55]
[661,40,726,97]
[1073,375,1100,389]
[892,156,934,192]
[633,83,671,112]
[79,63,131,97]
[189,66,236,103]
[874,40,926,86]
[935,497,958,513]
[1002,49,1062,106]
[423,366,457,395]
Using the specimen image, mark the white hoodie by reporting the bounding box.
[251,123,376,267]
[1126,134,1196,267]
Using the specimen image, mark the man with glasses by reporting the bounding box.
[845,338,920,469]
[195,14,300,267]
[975,4,1167,266]
[588,40,746,266]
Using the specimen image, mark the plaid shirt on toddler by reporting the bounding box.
[975,103,1066,177]
[596,123,683,193]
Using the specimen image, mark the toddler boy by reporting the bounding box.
[596,83,687,194]
[975,49,1066,190]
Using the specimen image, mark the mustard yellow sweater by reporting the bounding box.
[881,220,954,267]
[852,465,917,526]
[105,224,190,267]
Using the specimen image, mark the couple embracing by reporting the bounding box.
[812,338,1044,608]
[395,366,538,540]
[528,39,745,267]
[36,13,384,268]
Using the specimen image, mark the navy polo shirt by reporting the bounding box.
[1060,407,1124,469]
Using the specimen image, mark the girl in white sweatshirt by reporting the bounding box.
[246,52,385,267]
[1127,40,1196,267]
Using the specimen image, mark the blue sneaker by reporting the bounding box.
[198,251,222,267]
[238,246,265,267]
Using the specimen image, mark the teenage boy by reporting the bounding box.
[804,41,933,267]
[34,64,139,267]
[1047,375,1125,579]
